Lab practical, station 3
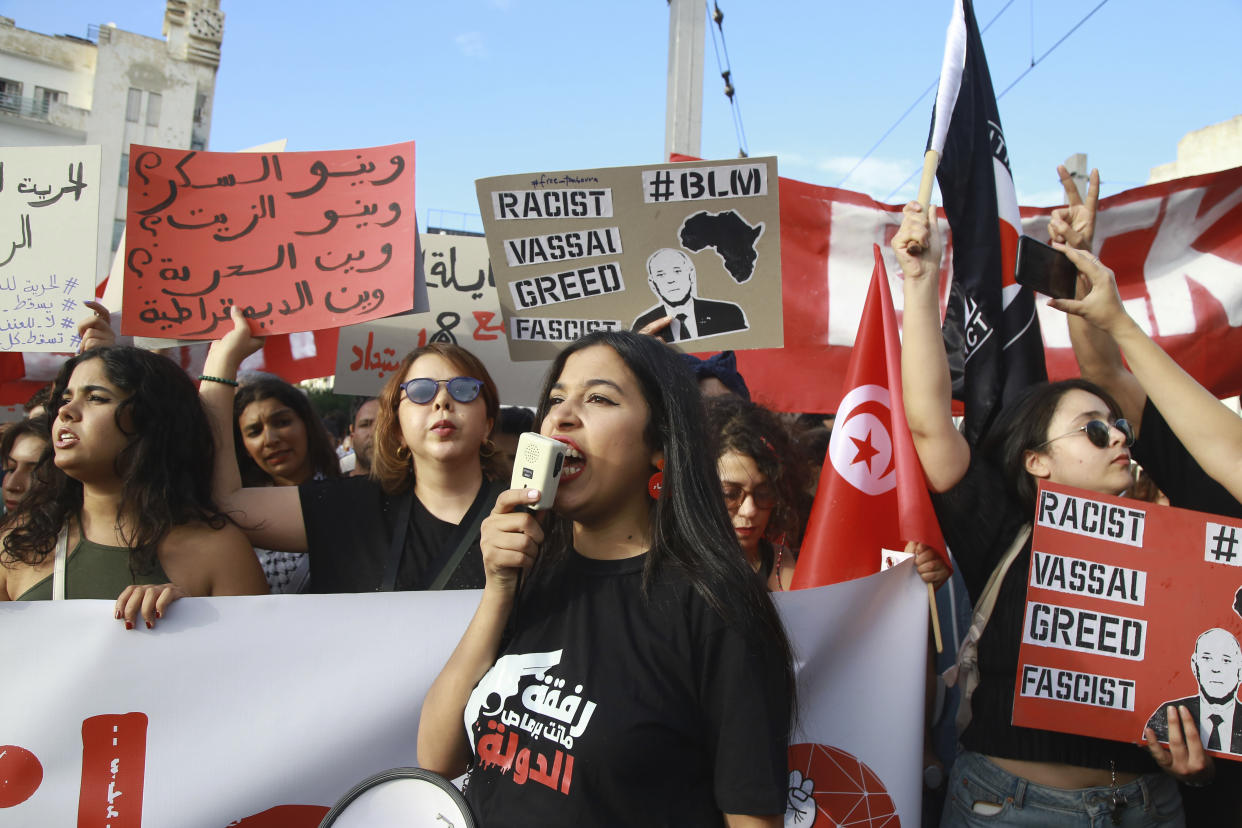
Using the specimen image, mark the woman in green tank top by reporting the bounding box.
[0,345,268,623]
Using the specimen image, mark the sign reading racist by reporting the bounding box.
[476,157,782,361]
[1013,481,1242,762]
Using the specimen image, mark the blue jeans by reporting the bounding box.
[941,751,1184,827]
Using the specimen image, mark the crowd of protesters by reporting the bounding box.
[3,165,1241,826]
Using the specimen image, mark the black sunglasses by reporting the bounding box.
[399,377,483,405]
[1036,418,1134,450]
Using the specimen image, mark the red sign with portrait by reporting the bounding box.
[1012,481,1242,761]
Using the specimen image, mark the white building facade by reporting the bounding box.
[0,0,225,282]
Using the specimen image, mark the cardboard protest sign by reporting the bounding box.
[334,232,551,404]
[1013,481,1242,762]
[0,145,100,353]
[123,141,416,339]
[476,157,781,361]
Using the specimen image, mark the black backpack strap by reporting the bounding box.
[380,490,415,592]
[422,479,505,591]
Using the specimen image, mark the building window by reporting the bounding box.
[0,78,21,113]
[145,92,162,127]
[119,153,129,187]
[112,219,126,252]
[34,87,65,110]
[126,88,141,122]
[194,91,207,125]
[191,137,206,151]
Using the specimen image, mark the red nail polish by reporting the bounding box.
[145,621,153,629]
[125,621,133,630]
[155,610,162,619]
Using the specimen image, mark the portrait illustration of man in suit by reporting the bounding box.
[631,248,748,343]
[1145,627,1242,754]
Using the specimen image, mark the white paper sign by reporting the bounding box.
[0,145,100,352]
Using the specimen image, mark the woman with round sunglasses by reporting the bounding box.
[418,331,794,826]
[895,202,1203,826]
[199,307,506,593]
[1048,177,1242,823]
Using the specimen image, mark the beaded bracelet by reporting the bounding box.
[199,375,239,387]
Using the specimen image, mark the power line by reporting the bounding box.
[705,1,749,157]
[881,0,1111,201]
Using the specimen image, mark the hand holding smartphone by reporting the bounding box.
[1015,235,1079,300]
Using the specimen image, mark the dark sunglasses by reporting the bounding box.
[399,377,483,405]
[1036,418,1134,450]
[721,483,777,511]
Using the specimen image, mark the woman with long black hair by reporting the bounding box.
[230,376,342,592]
[0,346,266,622]
[419,330,793,827]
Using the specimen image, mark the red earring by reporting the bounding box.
[648,459,665,500]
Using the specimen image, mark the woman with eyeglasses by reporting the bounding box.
[199,307,505,593]
[703,396,805,591]
[895,202,1202,827]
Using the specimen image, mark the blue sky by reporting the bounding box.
[6,0,1240,232]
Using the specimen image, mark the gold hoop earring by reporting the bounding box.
[396,445,410,460]
[481,439,497,458]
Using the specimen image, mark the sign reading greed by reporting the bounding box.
[1013,482,1242,761]
[475,158,783,362]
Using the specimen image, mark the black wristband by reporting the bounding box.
[199,374,239,387]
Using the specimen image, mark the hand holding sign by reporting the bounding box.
[76,301,116,353]
[1143,703,1214,785]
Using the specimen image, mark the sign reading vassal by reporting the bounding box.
[1012,481,1242,764]
[476,157,782,361]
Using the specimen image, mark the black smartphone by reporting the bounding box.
[1015,235,1079,300]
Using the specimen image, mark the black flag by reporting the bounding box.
[927,0,1047,444]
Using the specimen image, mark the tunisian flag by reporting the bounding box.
[928,0,1046,444]
[791,246,947,588]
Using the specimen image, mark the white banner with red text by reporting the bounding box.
[0,565,924,827]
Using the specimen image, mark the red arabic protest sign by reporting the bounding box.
[122,142,415,338]
[1012,481,1242,761]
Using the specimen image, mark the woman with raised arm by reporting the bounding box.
[200,307,506,593]
[418,330,793,827]
[0,346,266,625]
[896,202,1201,826]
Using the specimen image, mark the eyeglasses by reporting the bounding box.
[399,377,483,405]
[722,483,777,512]
[1035,418,1134,450]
